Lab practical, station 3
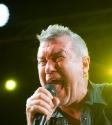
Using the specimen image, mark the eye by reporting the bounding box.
[55,56,64,62]
[38,60,47,66]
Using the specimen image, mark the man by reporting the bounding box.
[26,24,112,125]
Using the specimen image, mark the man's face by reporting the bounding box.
[37,35,89,106]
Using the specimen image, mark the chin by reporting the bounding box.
[58,97,71,107]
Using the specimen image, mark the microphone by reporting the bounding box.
[32,84,56,125]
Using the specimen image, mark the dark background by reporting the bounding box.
[0,0,112,125]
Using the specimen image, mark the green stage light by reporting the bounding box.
[5,80,16,91]
[108,69,112,75]
[110,69,112,74]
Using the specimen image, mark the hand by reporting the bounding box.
[26,87,60,125]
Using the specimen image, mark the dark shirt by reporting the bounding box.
[46,81,112,125]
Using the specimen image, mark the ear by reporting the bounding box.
[82,56,90,73]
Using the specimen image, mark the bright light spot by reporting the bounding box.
[5,80,16,91]
[0,4,10,27]
[107,69,112,76]
[110,69,112,74]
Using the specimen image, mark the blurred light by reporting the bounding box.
[106,68,112,78]
[109,69,112,74]
[0,3,10,27]
[5,80,16,91]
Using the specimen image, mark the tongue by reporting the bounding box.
[52,80,63,94]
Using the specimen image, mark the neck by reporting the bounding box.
[60,93,87,120]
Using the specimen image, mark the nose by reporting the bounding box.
[45,59,56,74]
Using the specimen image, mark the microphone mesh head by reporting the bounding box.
[45,84,56,97]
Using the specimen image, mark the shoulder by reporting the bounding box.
[89,81,112,94]
[89,81,112,107]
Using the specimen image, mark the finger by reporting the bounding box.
[27,99,54,112]
[35,87,53,99]
[27,93,54,108]
[45,97,60,122]
[52,97,60,107]
[26,110,34,125]
[27,105,52,116]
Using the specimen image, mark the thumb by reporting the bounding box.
[52,97,60,108]
[45,97,60,122]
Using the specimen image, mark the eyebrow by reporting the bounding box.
[37,56,45,60]
[37,50,65,60]
[51,50,64,57]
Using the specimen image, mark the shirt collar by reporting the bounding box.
[51,81,107,118]
[85,81,107,106]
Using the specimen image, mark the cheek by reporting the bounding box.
[57,61,67,71]
[64,62,83,83]
[38,67,46,85]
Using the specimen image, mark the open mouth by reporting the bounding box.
[47,78,64,94]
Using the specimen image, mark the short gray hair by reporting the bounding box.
[37,24,89,58]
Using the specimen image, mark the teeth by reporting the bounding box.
[48,78,61,83]
[52,78,60,80]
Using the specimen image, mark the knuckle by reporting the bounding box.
[37,100,41,105]
[36,87,43,93]
[37,93,43,98]
[26,98,30,103]
[26,106,31,112]
[26,97,32,106]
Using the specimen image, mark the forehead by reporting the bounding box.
[38,35,72,54]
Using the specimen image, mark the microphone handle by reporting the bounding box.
[32,114,46,125]
[32,84,56,125]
